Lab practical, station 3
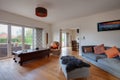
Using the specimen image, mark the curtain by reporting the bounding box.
[34,28,43,49]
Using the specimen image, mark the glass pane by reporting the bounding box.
[62,33,67,47]
[25,28,33,49]
[11,26,22,51]
[0,24,8,57]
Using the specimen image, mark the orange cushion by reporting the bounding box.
[105,46,120,58]
[94,44,105,54]
[51,43,58,49]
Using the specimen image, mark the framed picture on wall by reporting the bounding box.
[97,20,120,32]
[46,33,48,45]
[77,29,79,33]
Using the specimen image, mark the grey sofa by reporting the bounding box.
[81,45,120,78]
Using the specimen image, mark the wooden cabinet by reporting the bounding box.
[71,40,79,51]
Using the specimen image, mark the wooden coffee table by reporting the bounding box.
[12,48,50,65]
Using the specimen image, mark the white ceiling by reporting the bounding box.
[0,0,120,24]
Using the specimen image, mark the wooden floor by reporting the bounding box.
[0,47,119,80]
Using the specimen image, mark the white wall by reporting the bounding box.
[0,10,52,47]
[52,9,120,48]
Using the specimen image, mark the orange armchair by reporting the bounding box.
[50,41,61,56]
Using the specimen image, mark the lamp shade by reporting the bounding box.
[35,7,47,17]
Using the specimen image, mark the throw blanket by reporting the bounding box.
[61,56,90,72]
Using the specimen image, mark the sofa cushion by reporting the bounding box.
[82,53,106,61]
[105,46,120,58]
[50,42,59,49]
[94,44,105,54]
[84,47,93,53]
[52,44,58,49]
[98,58,120,73]
[82,45,95,53]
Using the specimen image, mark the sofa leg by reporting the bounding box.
[66,78,69,80]
[75,78,87,80]
[83,77,88,80]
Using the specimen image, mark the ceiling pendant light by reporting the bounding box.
[35,7,47,17]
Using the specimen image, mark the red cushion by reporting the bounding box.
[94,44,105,54]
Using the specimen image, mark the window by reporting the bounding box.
[11,25,22,51]
[24,28,33,49]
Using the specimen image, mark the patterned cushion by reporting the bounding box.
[84,47,93,53]
[94,44,105,54]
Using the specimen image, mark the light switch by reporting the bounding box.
[83,36,85,39]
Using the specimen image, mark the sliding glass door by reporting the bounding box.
[0,23,42,59]
[24,28,33,49]
[11,25,22,52]
[0,24,9,58]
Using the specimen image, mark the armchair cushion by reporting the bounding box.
[51,43,58,49]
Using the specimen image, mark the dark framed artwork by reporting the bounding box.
[46,33,48,44]
[97,20,120,32]
[77,29,79,33]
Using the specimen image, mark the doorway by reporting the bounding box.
[61,28,80,52]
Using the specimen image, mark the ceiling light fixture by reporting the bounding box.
[35,7,47,17]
